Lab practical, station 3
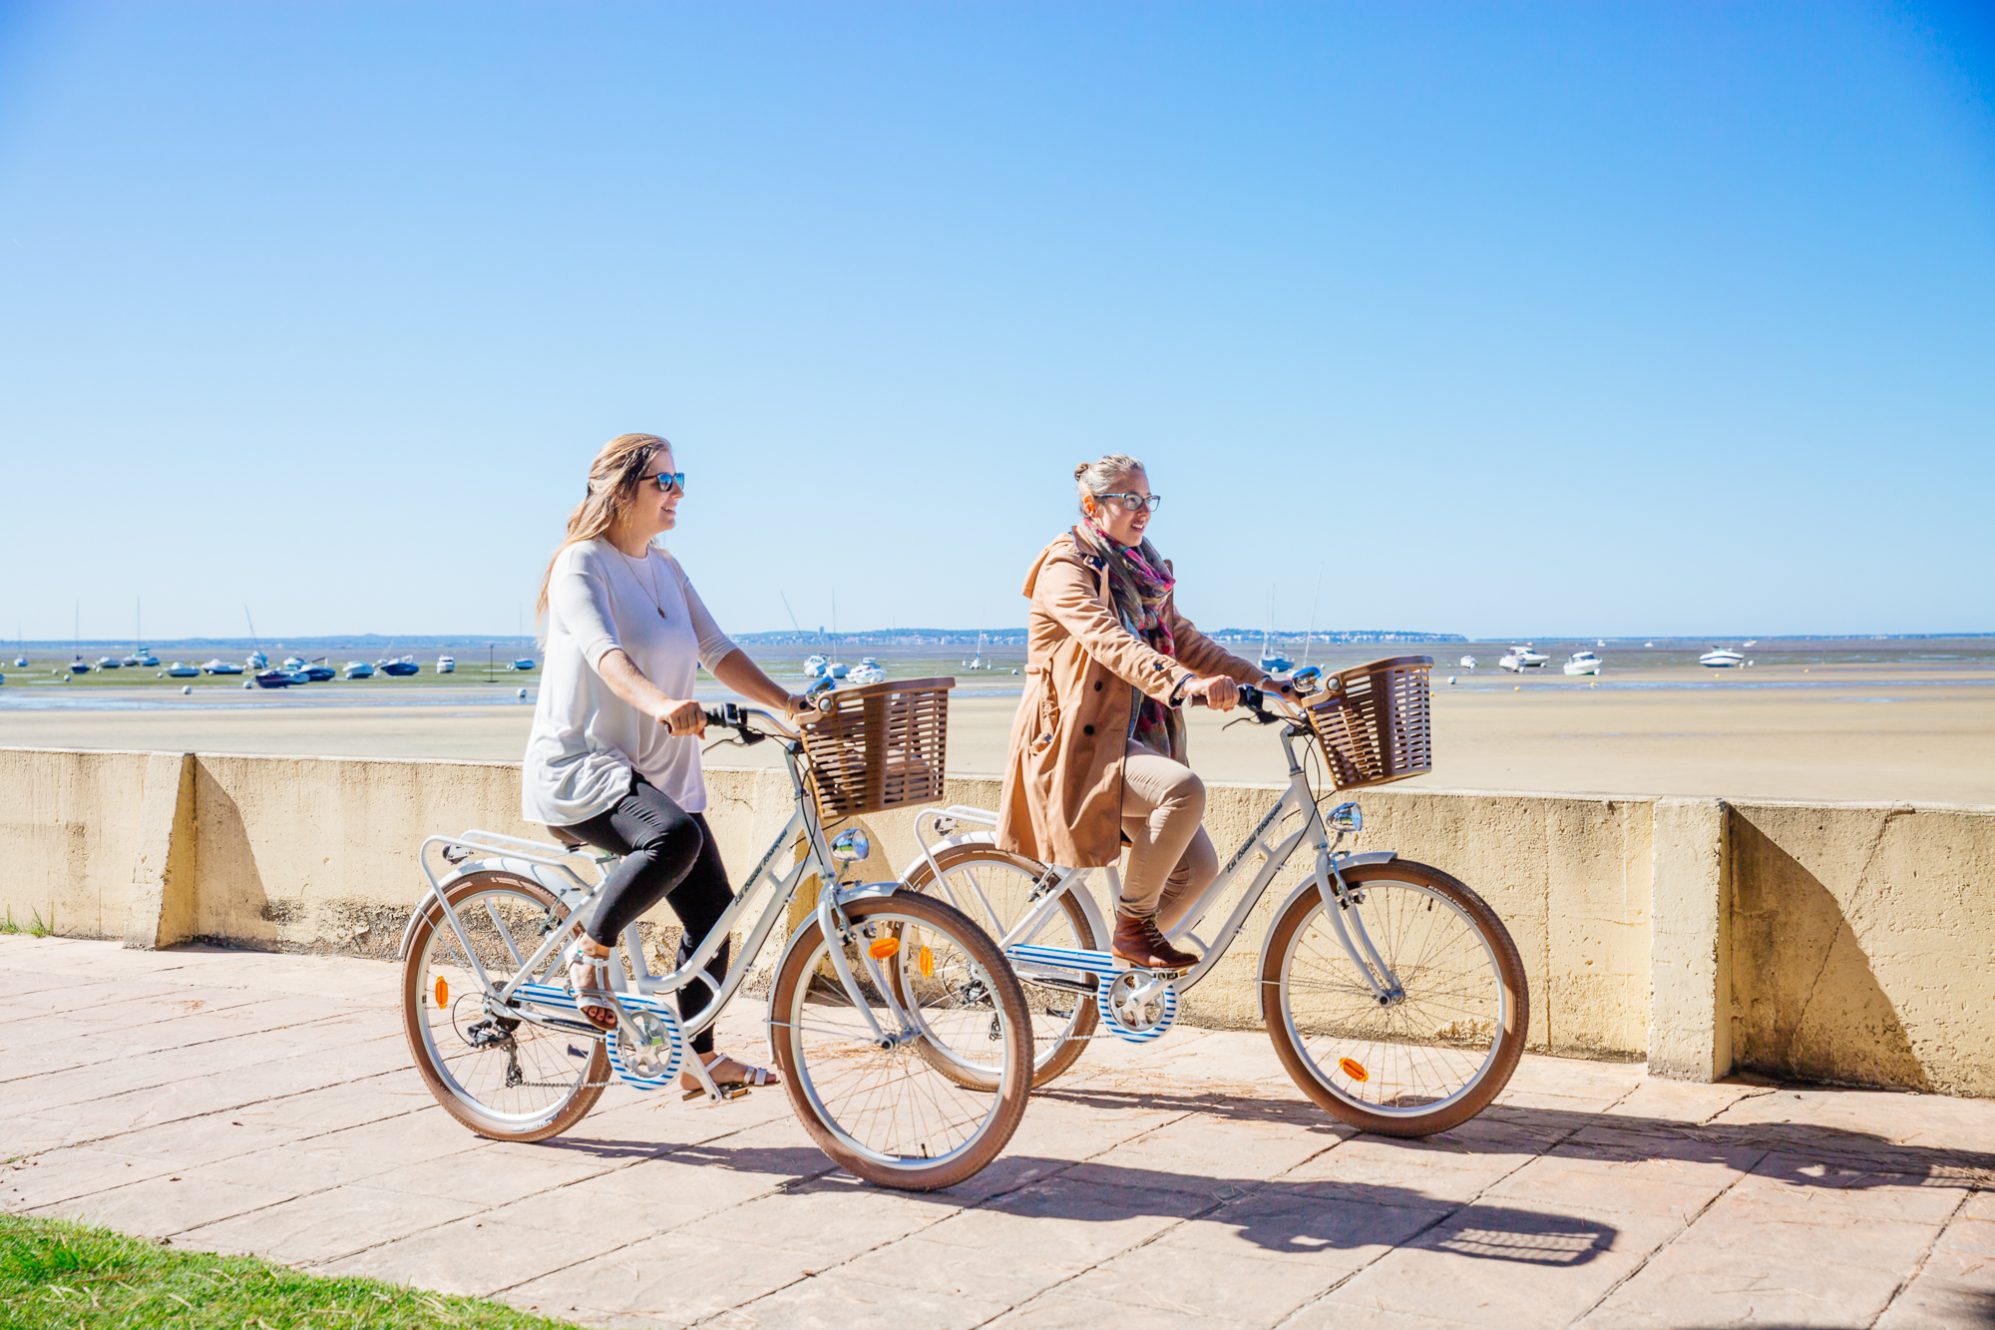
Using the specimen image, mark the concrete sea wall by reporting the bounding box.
[1,745,1989,1097]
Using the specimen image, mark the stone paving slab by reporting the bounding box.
[2,935,1992,1329]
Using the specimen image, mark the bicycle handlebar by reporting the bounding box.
[1185,682,1282,724]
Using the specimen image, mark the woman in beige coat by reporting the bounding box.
[996,454,1284,970]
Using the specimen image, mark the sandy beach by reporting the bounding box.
[4,663,1991,804]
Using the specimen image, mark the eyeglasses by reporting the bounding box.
[1096,491,1162,513]
[640,471,686,494]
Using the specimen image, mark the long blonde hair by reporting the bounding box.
[535,432,672,619]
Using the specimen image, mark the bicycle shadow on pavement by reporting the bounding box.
[1031,1083,1995,1194]
[535,1132,1620,1268]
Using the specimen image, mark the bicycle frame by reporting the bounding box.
[409,713,921,1080]
[910,715,1405,1002]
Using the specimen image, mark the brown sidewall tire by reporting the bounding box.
[1260,860,1528,1138]
[769,891,1033,1191]
[901,844,1100,1089]
[400,871,609,1144]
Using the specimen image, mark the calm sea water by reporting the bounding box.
[1,636,1988,713]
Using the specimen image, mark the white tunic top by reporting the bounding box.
[522,540,739,826]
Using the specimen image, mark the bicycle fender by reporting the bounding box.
[395,857,592,961]
[1254,851,1399,979]
[896,830,995,884]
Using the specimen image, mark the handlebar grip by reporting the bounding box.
[1184,683,1263,709]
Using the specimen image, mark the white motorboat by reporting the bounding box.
[165,662,200,678]
[804,653,831,679]
[204,659,244,675]
[247,651,269,670]
[1699,647,1745,668]
[97,655,122,670]
[1563,650,1603,676]
[1498,645,1549,672]
[1459,655,1478,670]
[846,659,886,686]
[828,660,848,679]
[436,655,456,674]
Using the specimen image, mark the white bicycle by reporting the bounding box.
[397,683,1034,1190]
[900,657,1528,1137]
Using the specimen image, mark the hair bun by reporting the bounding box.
[1073,463,1089,480]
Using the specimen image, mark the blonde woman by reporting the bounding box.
[996,454,1288,970]
[523,432,806,1098]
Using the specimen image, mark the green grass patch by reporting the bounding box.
[0,1215,579,1329]
[0,907,52,938]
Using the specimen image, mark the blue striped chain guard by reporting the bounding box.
[516,981,686,1090]
[1005,944,1181,1045]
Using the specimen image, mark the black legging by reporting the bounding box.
[557,776,732,1055]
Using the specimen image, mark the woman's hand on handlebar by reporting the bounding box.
[1184,675,1240,712]
[655,697,708,736]
[782,693,817,724]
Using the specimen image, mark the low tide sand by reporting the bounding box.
[4,664,1991,804]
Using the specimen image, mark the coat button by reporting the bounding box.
[1083,724,1095,736]
[1093,680,1103,692]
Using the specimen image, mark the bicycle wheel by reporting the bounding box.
[1261,859,1527,1137]
[900,844,1100,1088]
[401,871,609,1143]
[769,892,1032,1191]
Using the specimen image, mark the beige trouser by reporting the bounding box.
[1119,739,1219,928]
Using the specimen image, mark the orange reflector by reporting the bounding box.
[1339,1057,1369,1083]
[868,936,901,960]
[434,976,449,1008]
[918,946,934,978]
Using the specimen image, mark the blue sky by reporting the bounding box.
[1,1,1990,641]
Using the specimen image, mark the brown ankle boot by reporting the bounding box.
[1111,911,1198,971]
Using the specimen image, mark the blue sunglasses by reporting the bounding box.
[640,471,686,494]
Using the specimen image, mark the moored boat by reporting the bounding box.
[379,655,420,677]
[1563,650,1603,676]
[1499,645,1549,672]
[204,659,245,675]
[1699,647,1745,668]
[254,669,296,689]
[509,657,536,672]
[436,655,456,674]
[343,661,375,680]
[165,662,201,678]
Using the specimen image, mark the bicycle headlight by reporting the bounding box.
[1327,802,1363,835]
[831,828,871,864]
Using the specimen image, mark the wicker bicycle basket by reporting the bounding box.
[1301,655,1435,790]
[799,677,955,820]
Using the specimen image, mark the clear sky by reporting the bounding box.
[1,1,1990,642]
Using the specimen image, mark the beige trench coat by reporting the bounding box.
[995,530,1265,869]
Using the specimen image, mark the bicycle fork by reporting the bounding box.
[1312,847,1406,1006]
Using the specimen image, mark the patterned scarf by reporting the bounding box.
[1076,523,1185,761]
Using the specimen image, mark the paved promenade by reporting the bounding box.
[3,935,1991,1329]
